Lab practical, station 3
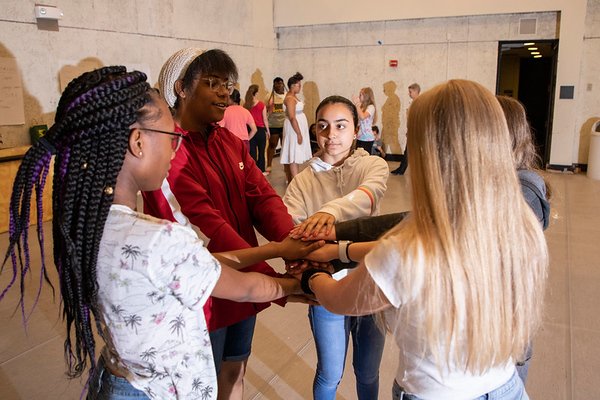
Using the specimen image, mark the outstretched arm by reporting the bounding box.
[213,237,324,270]
[212,266,301,303]
[302,262,391,315]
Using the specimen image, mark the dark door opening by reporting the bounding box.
[496,40,558,165]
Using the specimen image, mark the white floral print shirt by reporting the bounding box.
[96,205,220,399]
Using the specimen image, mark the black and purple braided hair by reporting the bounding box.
[1,66,155,378]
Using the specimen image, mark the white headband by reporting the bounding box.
[158,48,205,108]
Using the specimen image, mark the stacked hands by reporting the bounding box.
[276,212,339,304]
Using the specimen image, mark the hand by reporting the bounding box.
[352,94,360,105]
[290,212,335,240]
[303,244,338,263]
[277,236,325,260]
[285,259,334,275]
[284,259,307,274]
[297,133,303,145]
[287,294,319,305]
[312,225,336,241]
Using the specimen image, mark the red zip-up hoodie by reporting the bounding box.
[143,124,293,331]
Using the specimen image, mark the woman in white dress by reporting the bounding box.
[281,72,312,182]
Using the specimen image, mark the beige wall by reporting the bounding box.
[275,12,560,154]
[0,0,277,148]
[274,0,590,166]
[274,0,572,27]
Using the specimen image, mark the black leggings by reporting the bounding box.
[356,140,374,154]
[250,127,267,172]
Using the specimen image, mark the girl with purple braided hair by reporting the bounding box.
[1,66,322,399]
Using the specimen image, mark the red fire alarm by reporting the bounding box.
[389,59,398,67]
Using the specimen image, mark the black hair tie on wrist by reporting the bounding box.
[301,268,333,295]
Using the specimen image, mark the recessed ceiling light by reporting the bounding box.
[534,55,542,58]
[524,42,535,46]
[528,47,538,51]
[531,51,540,55]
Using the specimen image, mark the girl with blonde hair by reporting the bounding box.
[352,87,377,154]
[298,79,548,399]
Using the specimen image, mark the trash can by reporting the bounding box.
[588,120,600,180]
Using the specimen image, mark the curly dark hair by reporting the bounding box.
[1,66,159,378]
[287,72,303,89]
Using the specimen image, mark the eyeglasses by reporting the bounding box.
[201,77,236,95]
[139,128,184,152]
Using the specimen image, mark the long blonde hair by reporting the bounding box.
[385,79,548,373]
[359,87,377,123]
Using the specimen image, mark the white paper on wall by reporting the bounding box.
[0,57,26,126]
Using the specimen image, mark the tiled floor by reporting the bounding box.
[1,160,599,399]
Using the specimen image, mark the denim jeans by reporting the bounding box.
[516,344,533,385]
[308,305,385,400]
[87,357,149,400]
[209,315,256,373]
[392,370,529,400]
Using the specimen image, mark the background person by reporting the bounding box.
[371,125,385,158]
[391,83,420,175]
[219,88,256,151]
[281,72,312,183]
[352,87,377,154]
[244,84,270,173]
[266,77,286,173]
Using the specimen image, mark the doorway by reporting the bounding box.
[496,40,558,165]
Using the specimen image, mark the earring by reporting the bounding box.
[138,151,143,156]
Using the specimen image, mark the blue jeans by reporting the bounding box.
[209,315,256,373]
[516,344,533,385]
[87,357,149,400]
[308,305,385,400]
[392,370,529,400]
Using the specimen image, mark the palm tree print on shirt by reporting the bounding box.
[121,244,142,269]
[141,347,157,362]
[124,313,142,334]
[169,314,186,338]
[201,385,214,400]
